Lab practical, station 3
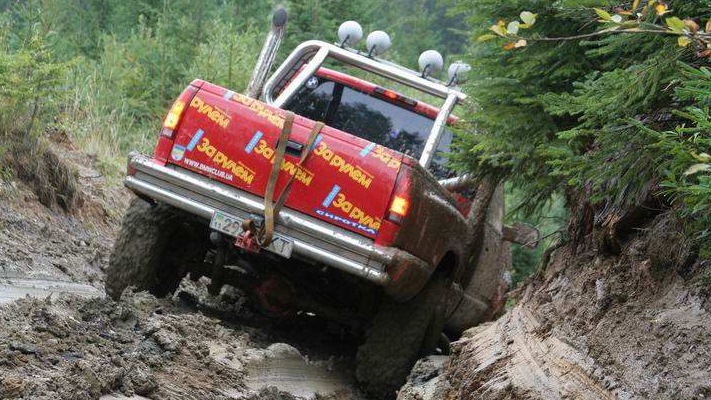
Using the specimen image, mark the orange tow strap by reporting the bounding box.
[259,113,324,247]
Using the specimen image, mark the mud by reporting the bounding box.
[244,351,356,398]
[0,277,101,304]
[0,140,366,400]
[4,138,711,400]
[0,286,366,400]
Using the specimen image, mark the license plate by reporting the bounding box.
[209,211,293,259]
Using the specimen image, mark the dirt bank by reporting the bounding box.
[399,214,711,400]
[0,136,126,288]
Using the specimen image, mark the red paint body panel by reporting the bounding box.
[164,82,402,239]
[153,136,172,165]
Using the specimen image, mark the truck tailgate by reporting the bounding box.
[165,82,403,239]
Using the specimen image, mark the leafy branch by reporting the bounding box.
[479,1,711,57]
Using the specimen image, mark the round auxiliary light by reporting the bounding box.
[338,21,363,47]
[418,50,444,77]
[366,30,391,56]
[447,62,472,85]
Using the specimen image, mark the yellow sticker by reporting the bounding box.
[190,97,231,128]
[370,145,401,169]
[196,138,255,184]
[254,139,314,186]
[231,93,285,129]
[314,142,373,188]
[332,192,381,230]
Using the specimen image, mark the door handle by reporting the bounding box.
[285,140,304,157]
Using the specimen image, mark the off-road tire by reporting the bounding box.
[106,198,207,300]
[355,277,449,399]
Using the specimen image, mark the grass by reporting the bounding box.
[59,62,158,183]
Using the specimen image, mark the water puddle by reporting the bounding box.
[245,354,355,399]
[0,277,101,304]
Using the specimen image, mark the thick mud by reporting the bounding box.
[0,281,366,400]
[0,141,366,400]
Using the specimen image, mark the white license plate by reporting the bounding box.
[209,211,294,259]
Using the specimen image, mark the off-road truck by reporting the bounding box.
[106,9,526,399]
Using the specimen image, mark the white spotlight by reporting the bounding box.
[447,62,472,85]
[366,31,391,56]
[418,50,444,77]
[338,21,363,47]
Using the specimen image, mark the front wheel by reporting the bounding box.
[105,198,208,300]
[355,276,449,399]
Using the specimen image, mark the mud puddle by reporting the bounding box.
[243,349,355,399]
[0,276,101,304]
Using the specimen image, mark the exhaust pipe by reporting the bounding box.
[246,7,288,99]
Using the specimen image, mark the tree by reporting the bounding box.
[447,0,710,249]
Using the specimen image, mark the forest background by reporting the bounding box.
[0,0,708,283]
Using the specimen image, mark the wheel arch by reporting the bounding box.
[433,250,458,280]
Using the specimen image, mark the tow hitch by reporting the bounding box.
[235,217,264,254]
[235,113,323,255]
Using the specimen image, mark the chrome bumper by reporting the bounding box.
[125,153,393,286]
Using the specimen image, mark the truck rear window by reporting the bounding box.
[284,76,453,178]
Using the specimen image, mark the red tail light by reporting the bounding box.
[387,166,412,224]
[161,85,199,139]
[153,84,200,164]
[389,196,409,217]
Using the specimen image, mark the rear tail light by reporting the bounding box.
[163,101,185,130]
[387,167,412,224]
[161,85,198,139]
[389,196,409,218]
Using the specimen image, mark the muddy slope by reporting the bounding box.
[400,214,711,400]
[0,139,367,400]
[0,138,126,288]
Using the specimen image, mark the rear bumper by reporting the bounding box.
[125,153,410,287]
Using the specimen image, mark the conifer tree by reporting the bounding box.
[448,0,710,234]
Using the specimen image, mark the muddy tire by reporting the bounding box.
[356,277,449,399]
[106,198,208,300]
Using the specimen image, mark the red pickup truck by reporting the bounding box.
[106,11,516,399]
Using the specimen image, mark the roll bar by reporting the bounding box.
[261,40,467,169]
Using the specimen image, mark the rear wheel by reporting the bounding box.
[355,276,449,399]
[105,198,208,300]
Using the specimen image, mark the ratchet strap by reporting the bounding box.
[259,112,324,247]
